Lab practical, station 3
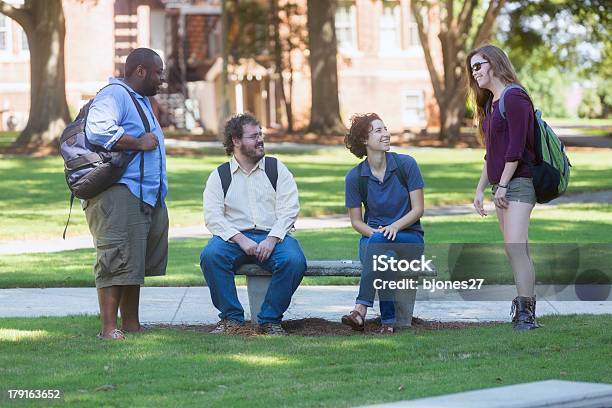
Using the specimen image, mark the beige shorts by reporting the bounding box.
[84,184,168,288]
[492,177,537,205]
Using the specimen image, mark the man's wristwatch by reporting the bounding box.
[498,183,508,189]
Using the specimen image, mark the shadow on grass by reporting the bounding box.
[0,314,610,407]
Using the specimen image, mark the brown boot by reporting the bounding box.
[510,296,539,331]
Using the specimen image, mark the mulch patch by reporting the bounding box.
[0,144,58,156]
[151,317,501,337]
[2,129,608,157]
[245,131,482,149]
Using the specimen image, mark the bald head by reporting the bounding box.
[124,48,165,96]
[125,48,161,77]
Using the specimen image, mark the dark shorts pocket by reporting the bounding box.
[96,241,128,278]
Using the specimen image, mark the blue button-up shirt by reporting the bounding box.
[85,78,168,207]
[345,152,424,233]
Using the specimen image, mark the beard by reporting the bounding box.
[142,71,160,96]
[239,141,265,162]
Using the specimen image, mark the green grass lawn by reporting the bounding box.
[1,203,609,288]
[0,131,18,148]
[1,147,612,241]
[0,314,610,407]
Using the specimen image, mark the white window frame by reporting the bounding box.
[0,14,12,55]
[335,1,358,54]
[17,25,29,57]
[401,90,426,127]
[408,10,421,47]
[379,0,402,53]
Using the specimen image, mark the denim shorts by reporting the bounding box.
[491,177,537,205]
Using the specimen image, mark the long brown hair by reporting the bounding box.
[466,44,523,144]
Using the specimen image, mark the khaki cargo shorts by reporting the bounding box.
[84,184,168,289]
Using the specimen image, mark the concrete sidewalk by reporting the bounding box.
[0,286,610,324]
[4,188,609,255]
[0,214,352,255]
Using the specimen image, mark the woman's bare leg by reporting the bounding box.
[495,206,505,236]
[502,201,535,297]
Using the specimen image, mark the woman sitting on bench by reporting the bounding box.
[341,113,425,334]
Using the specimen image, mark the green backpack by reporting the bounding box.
[497,84,571,203]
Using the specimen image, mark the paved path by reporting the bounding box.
[361,380,612,408]
[0,215,352,255]
[552,127,612,149]
[165,138,339,151]
[0,286,610,324]
[1,190,609,255]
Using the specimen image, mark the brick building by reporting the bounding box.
[0,0,437,133]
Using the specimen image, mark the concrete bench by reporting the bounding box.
[236,260,437,327]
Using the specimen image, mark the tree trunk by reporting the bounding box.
[1,0,71,147]
[306,0,346,135]
[218,0,232,140]
[438,91,467,143]
[410,0,505,143]
[285,73,294,132]
[271,0,288,130]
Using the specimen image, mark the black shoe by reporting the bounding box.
[259,322,287,336]
[511,296,540,331]
[210,319,244,334]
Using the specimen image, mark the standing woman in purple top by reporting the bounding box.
[467,44,539,331]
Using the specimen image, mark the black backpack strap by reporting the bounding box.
[109,82,151,212]
[218,157,278,198]
[107,82,151,132]
[62,193,75,240]
[264,156,278,191]
[357,154,406,225]
[218,162,232,198]
[357,161,369,223]
[391,152,408,190]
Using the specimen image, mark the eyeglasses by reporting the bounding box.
[471,61,489,73]
[243,132,264,141]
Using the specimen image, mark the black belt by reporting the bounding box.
[241,229,270,234]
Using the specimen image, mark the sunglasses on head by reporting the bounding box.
[471,61,489,73]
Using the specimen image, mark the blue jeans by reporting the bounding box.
[200,232,306,324]
[357,230,424,324]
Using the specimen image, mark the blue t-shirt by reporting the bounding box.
[345,152,425,233]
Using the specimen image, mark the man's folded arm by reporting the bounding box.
[86,92,156,152]
[86,93,127,151]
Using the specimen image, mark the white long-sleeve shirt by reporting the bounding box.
[203,156,300,241]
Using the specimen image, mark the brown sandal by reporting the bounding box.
[341,310,365,331]
[379,324,395,334]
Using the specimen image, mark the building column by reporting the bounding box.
[136,5,151,48]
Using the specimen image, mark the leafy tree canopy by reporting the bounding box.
[499,0,610,76]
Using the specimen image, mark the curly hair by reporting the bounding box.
[223,112,260,156]
[344,113,381,158]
